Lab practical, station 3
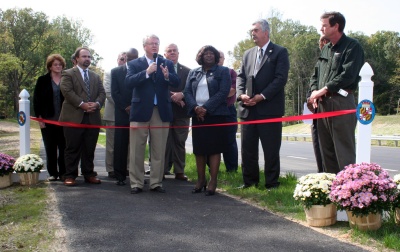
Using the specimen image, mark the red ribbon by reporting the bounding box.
[30,109,356,129]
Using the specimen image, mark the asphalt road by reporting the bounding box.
[47,145,370,252]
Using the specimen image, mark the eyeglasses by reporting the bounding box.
[119,58,126,61]
[146,42,160,46]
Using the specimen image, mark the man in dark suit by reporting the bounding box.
[125,35,179,194]
[60,47,106,186]
[236,19,290,189]
[163,43,191,180]
[111,48,139,185]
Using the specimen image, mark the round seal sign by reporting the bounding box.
[17,111,26,126]
[356,99,375,125]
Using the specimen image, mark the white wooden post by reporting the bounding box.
[338,62,375,222]
[18,89,30,156]
[356,62,374,163]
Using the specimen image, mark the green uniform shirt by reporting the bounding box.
[310,34,365,93]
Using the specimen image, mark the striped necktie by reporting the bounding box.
[254,48,263,75]
[83,69,90,101]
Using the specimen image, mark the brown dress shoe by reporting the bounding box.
[84,176,101,184]
[64,178,76,186]
[175,173,188,181]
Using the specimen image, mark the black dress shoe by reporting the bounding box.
[175,173,188,181]
[145,170,150,175]
[108,172,116,178]
[116,180,126,186]
[237,184,258,189]
[205,190,216,196]
[131,187,143,194]
[150,186,166,193]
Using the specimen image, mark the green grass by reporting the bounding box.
[0,184,54,251]
[0,119,53,251]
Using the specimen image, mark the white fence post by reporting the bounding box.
[356,62,374,163]
[18,89,30,156]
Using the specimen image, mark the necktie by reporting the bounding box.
[174,64,178,74]
[83,69,90,101]
[254,48,264,75]
[149,60,157,105]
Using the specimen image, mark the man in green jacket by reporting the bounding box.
[309,11,365,174]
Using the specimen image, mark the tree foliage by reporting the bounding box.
[231,13,400,116]
[0,8,98,117]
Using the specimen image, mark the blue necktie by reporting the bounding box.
[150,60,157,105]
[83,70,90,101]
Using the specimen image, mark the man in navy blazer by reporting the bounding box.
[236,19,290,190]
[125,34,179,194]
[111,48,139,185]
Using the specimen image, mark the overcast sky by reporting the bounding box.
[3,0,399,70]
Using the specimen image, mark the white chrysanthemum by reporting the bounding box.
[293,173,337,207]
[394,174,400,184]
[13,154,43,172]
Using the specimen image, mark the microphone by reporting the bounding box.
[152,53,157,82]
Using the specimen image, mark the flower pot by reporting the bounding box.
[0,174,12,189]
[18,172,39,186]
[304,204,337,227]
[395,208,400,226]
[346,211,382,231]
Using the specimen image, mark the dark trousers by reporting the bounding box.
[241,110,282,188]
[311,119,323,173]
[114,111,130,181]
[222,105,238,172]
[317,94,356,173]
[63,114,99,178]
[164,117,190,174]
[41,124,66,178]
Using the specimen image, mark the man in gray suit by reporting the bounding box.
[103,51,127,178]
[163,43,191,180]
[60,47,106,186]
[236,19,289,190]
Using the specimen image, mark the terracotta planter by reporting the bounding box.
[18,172,39,186]
[0,174,12,189]
[395,208,400,226]
[346,211,382,231]
[304,203,337,227]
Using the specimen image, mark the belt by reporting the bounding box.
[325,89,353,97]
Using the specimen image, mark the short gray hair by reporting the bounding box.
[142,34,160,46]
[253,19,270,33]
